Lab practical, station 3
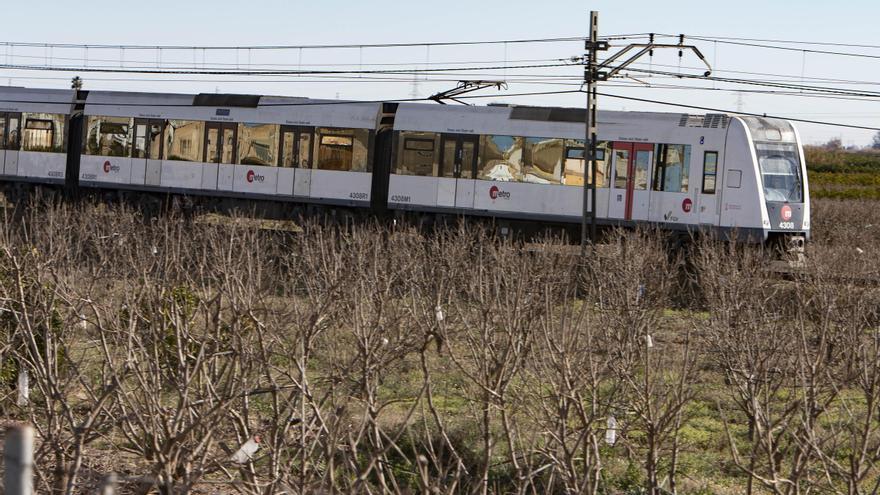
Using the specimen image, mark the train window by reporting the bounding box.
[396,131,438,176]
[479,135,523,181]
[523,137,563,184]
[238,123,278,166]
[164,120,205,162]
[6,116,20,151]
[756,142,802,202]
[0,114,5,149]
[634,150,650,190]
[315,128,369,172]
[613,148,629,188]
[702,151,718,194]
[84,116,131,157]
[22,113,65,153]
[562,139,609,187]
[133,123,148,159]
[149,122,164,159]
[652,144,691,193]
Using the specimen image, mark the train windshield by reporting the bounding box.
[741,116,803,203]
[755,142,802,202]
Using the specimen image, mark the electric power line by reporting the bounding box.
[594,91,880,131]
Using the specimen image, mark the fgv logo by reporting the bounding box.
[489,185,510,200]
[246,170,265,183]
[103,160,120,173]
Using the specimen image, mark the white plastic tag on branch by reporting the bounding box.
[435,305,444,323]
[605,415,617,446]
[646,334,654,349]
[231,435,261,464]
[17,369,29,406]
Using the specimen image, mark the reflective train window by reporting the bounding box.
[652,144,691,193]
[0,114,5,149]
[702,151,718,194]
[6,115,20,151]
[22,113,66,153]
[396,131,438,176]
[562,139,609,187]
[613,148,629,189]
[315,128,369,172]
[523,137,563,184]
[164,120,205,162]
[756,142,802,202]
[149,122,164,159]
[238,123,278,166]
[480,135,523,181]
[84,116,132,157]
[634,149,651,190]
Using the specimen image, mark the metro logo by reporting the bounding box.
[781,205,793,221]
[103,160,120,173]
[682,198,693,213]
[489,185,510,200]
[246,170,265,183]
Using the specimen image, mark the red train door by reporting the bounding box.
[610,142,653,221]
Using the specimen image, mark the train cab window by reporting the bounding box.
[164,120,205,162]
[652,144,691,193]
[702,151,718,194]
[562,139,609,187]
[479,135,523,181]
[22,113,65,153]
[149,122,164,159]
[0,114,6,150]
[316,127,370,172]
[238,123,278,166]
[84,116,132,157]
[396,131,438,176]
[523,137,563,184]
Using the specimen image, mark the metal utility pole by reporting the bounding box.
[579,14,712,248]
[580,11,606,248]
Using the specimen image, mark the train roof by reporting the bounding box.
[82,90,382,129]
[392,102,732,139]
[0,86,76,114]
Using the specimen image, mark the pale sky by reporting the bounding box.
[2,0,878,146]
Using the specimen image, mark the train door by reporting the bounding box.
[206,122,236,190]
[629,143,653,221]
[143,120,163,186]
[0,113,6,174]
[280,126,314,196]
[608,142,632,220]
[4,113,21,176]
[438,134,478,208]
[609,142,653,221]
[698,150,720,225]
[132,119,151,184]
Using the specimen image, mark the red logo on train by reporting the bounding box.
[103,161,111,173]
[682,198,693,213]
[781,205,793,221]
[246,170,255,183]
[488,185,510,200]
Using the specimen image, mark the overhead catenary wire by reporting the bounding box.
[0,34,651,52]
[593,91,880,131]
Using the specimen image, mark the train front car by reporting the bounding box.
[737,116,810,251]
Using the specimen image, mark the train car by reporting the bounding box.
[0,87,75,184]
[79,90,382,206]
[386,103,809,247]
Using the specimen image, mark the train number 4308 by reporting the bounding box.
[778,221,795,229]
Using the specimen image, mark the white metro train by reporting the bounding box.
[0,86,809,246]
